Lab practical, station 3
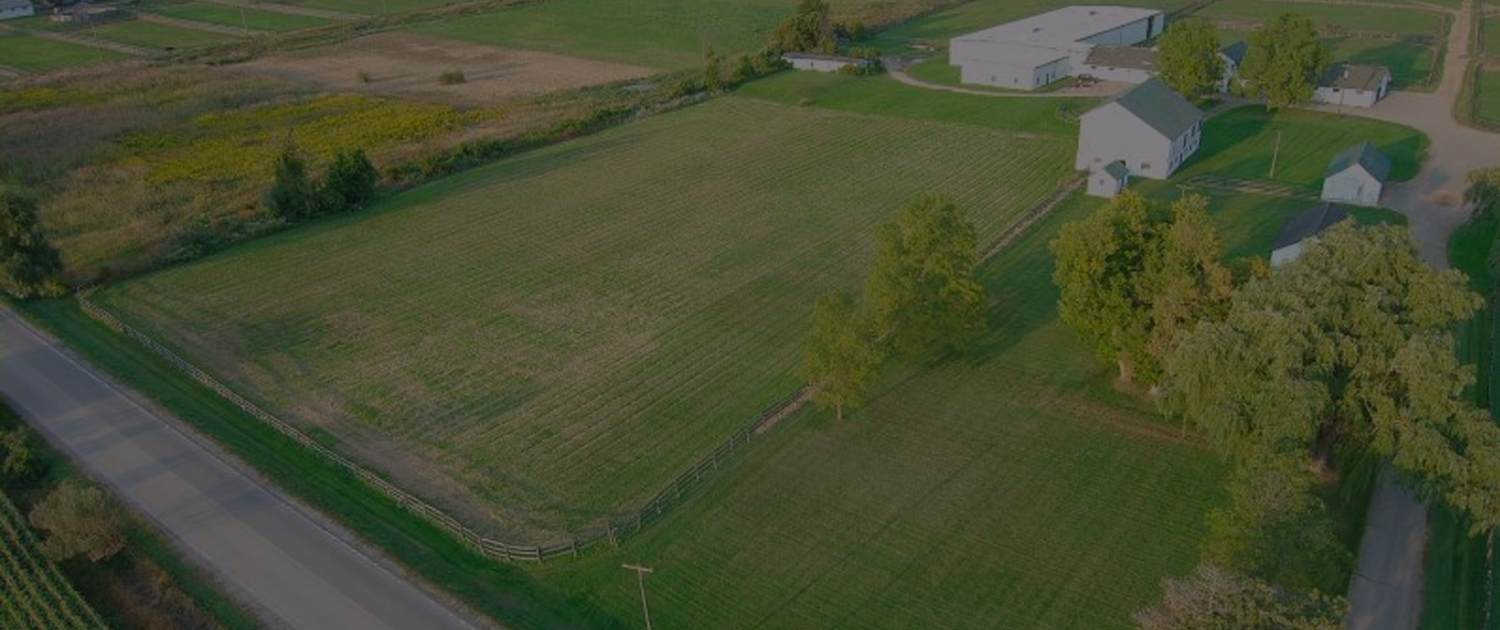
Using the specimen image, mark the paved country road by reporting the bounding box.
[0,307,484,630]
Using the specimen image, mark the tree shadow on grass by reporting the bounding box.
[1338,36,1431,89]
[1178,105,1273,175]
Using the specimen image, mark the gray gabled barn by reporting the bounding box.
[1076,78,1204,197]
[1321,141,1391,207]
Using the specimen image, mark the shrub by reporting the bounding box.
[265,143,318,222]
[319,148,380,213]
[438,70,467,85]
[29,480,127,563]
[356,70,372,84]
[0,188,66,300]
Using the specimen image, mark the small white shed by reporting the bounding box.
[0,0,34,20]
[1313,64,1392,108]
[781,53,872,73]
[1088,161,1130,198]
[1321,141,1391,207]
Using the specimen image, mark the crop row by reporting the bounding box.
[0,493,106,630]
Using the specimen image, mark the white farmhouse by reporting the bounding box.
[781,53,873,73]
[1271,203,1348,268]
[949,6,1166,90]
[1218,41,1247,93]
[1321,141,1391,207]
[1313,63,1392,108]
[0,0,33,20]
[1076,78,1204,197]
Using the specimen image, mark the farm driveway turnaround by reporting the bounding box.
[0,307,485,630]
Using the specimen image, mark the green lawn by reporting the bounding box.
[87,19,237,50]
[0,32,128,72]
[278,0,470,14]
[409,0,787,69]
[1196,2,1444,38]
[1477,69,1500,127]
[1482,16,1500,58]
[1179,105,1427,188]
[534,189,1229,630]
[95,96,1075,540]
[1329,36,1437,88]
[144,2,334,32]
[735,71,1094,136]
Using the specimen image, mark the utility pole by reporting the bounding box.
[1268,129,1283,179]
[622,564,655,630]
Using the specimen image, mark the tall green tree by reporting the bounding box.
[1051,192,1232,385]
[266,143,317,222]
[319,148,381,214]
[1156,17,1226,99]
[800,292,883,420]
[865,196,986,362]
[1202,454,1348,593]
[1135,564,1345,630]
[1165,223,1500,529]
[766,0,836,55]
[1240,13,1330,109]
[0,188,65,300]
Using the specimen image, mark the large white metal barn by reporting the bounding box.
[948,6,1166,90]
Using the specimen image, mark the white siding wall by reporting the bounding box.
[1313,87,1380,108]
[0,5,32,19]
[1321,168,1383,206]
[1075,103,1173,178]
[1270,242,1304,268]
[959,61,1039,89]
[788,58,857,73]
[1087,170,1128,198]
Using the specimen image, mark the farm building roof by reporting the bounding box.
[953,6,1163,46]
[1319,63,1391,91]
[1326,141,1392,182]
[1102,161,1130,180]
[780,52,872,65]
[1274,203,1349,251]
[1084,45,1157,70]
[1220,41,1247,65]
[0,0,32,10]
[1106,77,1203,139]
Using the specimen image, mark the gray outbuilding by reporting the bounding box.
[781,53,873,73]
[1271,202,1349,267]
[1088,161,1131,198]
[949,6,1166,90]
[1313,63,1392,108]
[1079,45,1157,83]
[1218,41,1247,93]
[0,0,34,20]
[1076,77,1204,196]
[1321,141,1391,207]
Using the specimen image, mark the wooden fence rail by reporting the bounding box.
[76,293,804,563]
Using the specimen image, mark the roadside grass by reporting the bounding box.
[141,2,334,32]
[735,71,1093,135]
[1196,2,1444,38]
[1178,105,1428,188]
[1420,215,1498,630]
[279,0,468,15]
[408,0,786,69]
[1482,16,1499,58]
[0,32,128,72]
[0,401,260,630]
[11,299,621,630]
[86,19,237,51]
[1478,69,1500,127]
[92,96,1075,539]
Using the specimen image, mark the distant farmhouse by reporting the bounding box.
[781,53,873,73]
[1076,78,1204,198]
[1313,63,1392,108]
[0,0,33,20]
[1218,41,1247,93]
[1321,141,1391,206]
[1271,202,1349,267]
[949,6,1166,90]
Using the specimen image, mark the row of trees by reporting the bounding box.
[1051,189,1500,627]
[800,196,986,420]
[266,143,381,223]
[1157,13,1330,109]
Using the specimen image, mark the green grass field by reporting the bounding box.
[95,96,1075,539]
[1329,36,1438,88]
[1476,69,1500,127]
[409,0,787,69]
[1481,16,1500,58]
[735,71,1093,136]
[0,33,129,72]
[144,2,334,32]
[1180,105,1427,188]
[0,490,107,630]
[1196,2,1444,38]
[278,0,464,14]
[87,19,236,50]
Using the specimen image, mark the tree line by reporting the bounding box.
[1157,13,1331,109]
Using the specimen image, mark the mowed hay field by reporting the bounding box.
[536,192,1228,630]
[0,33,130,73]
[96,96,1075,538]
[142,2,335,32]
